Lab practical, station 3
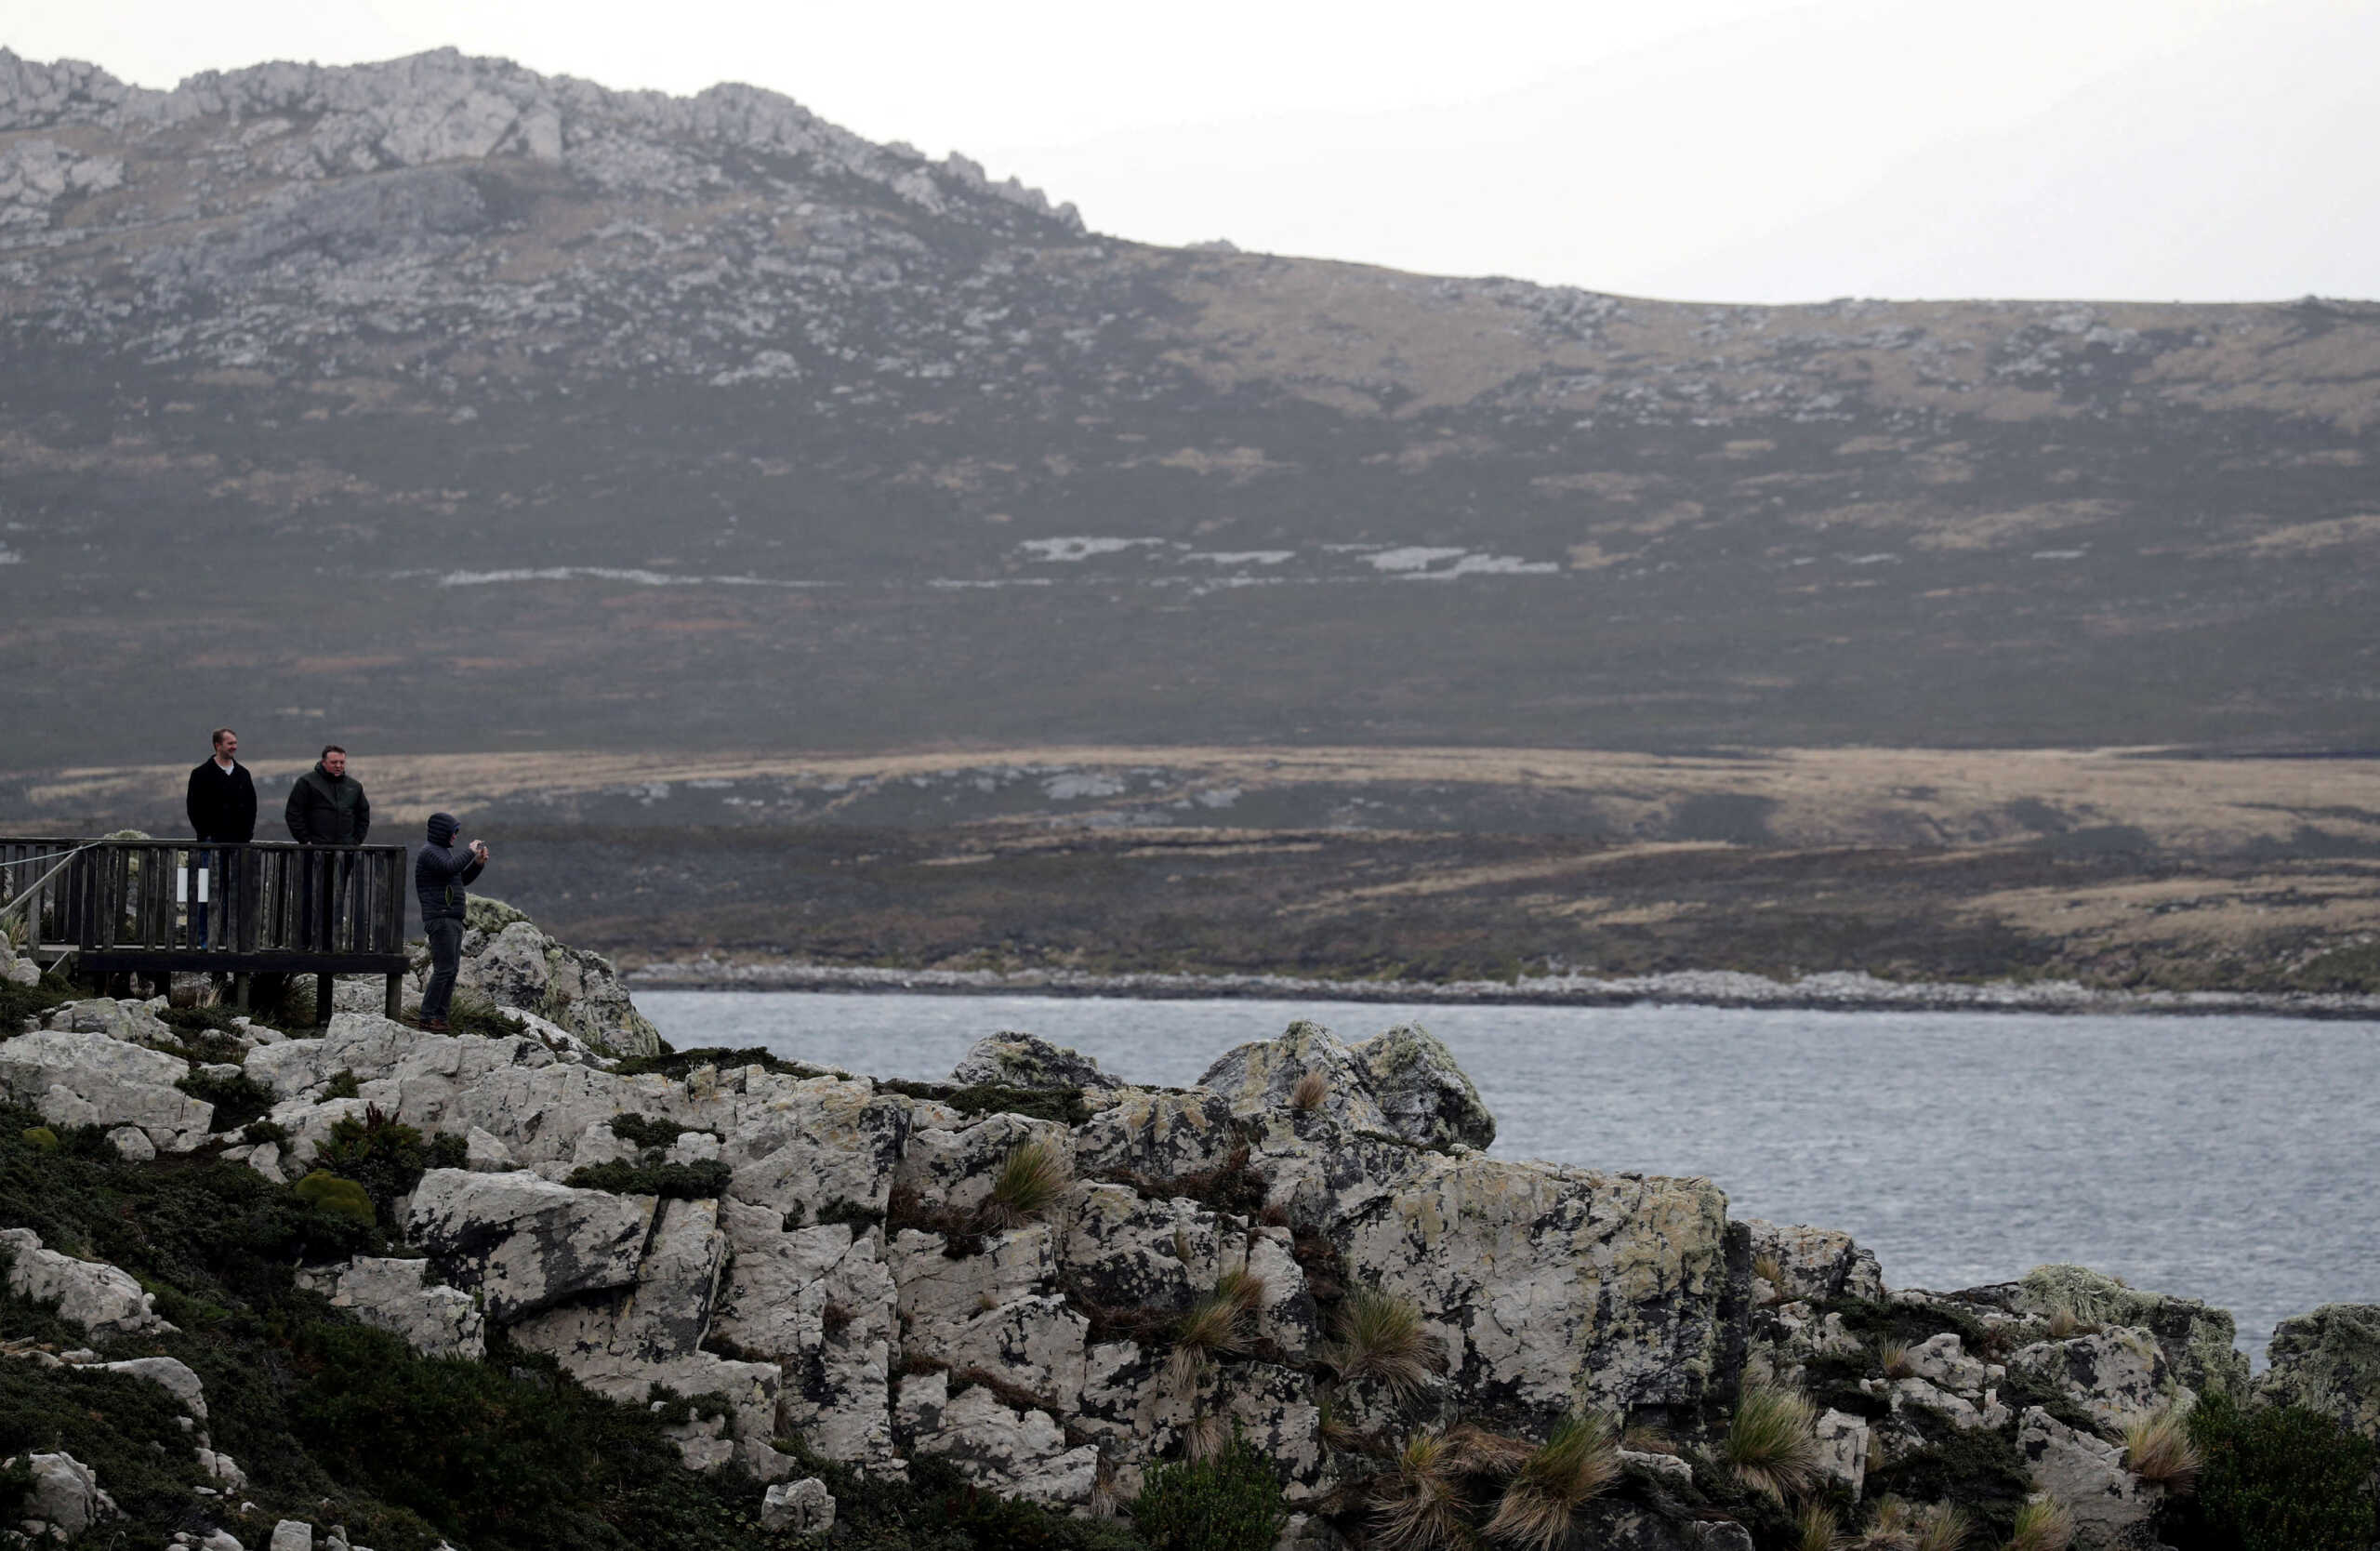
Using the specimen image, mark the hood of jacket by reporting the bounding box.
[426,812,459,846]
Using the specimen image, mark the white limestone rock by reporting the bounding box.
[1329,1143,1731,1429]
[405,1168,654,1323]
[2018,1264,2248,1399]
[0,1227,176,1337]
[2017,1406,2162,1549]
[890,1226,1088,1406]
[1813,1408,1870,1498]
[1351,1023,1495,1150]
[903,1374,1100,1505]
[2011,1330,2181,1433]
[895,1110,1072,1217]
[1069,1085,1243,1183]
[1742,1219,1887,1304]
[298,1257,484,1359]
[710,1201,897,1465]
[0,1027,211,1144]
[948,1032,1122,1093]
[1905,1332,1991,1396]
[456,918,660,1056]
[107,1123,157,1160]
[8,1450,118,1539]
[38,998,170,1043]
[98,1355,207,1423]
[759,1477,836,1534]
[271,1521,313,1551]
[1197,1020,1389,1134]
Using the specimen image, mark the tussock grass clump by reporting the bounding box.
[2043,1307,2097,1340]
[1483,1413,1619,1549]
[2003,1497,2074,1551]
[1444,1423,1532,1476]
[1168,1268,1263,1393]
[1915,1502,1973,1551]
[1722,1384,1824,1500]
[1370,1429,1466,1551]
[1796,1503,1844,1551]
[1327,1283,1443,1399]
[978,1137,1071,1229]
[2122,1405,2200,1491]
[1753,1252,1788,1288]
[1880,1340,1916,1380]
[1289,1069,1329,1112]
[1620,1422,1676,1455]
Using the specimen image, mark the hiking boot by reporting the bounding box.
[423,1017,453,1034]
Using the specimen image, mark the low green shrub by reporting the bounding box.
[565,1159,733,1200]
[242,1119,291,1147]
[613,1045,837,1082]
[1131,1431,1289,1551]
[2161,1388,2377,1551]
[1863,1408,2031,1544]
[0,972,73,1032]
[443,989,530,1038]
[610,1112,708,1150]
[311,1108,468,1225]
[18,1126,58,1153]
[878,1078,1092,1126]
[178,1067,278,1132]
[294,1171,376,1226]
[323,1068,361,1100]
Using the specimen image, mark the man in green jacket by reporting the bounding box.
[285,745,370,948]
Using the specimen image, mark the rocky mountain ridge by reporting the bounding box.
[2,49,2378,763]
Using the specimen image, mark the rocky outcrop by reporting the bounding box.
[948,1032,1122,1093]
[1352,1023,1495,1150]
[2017,1263,2249,1398]
[1744,1219,1887,1304]
[296,1256,483,1359]
[0,1227,177,1337]
[5,1451,118,1540]
[2255,1302,2380,1443]
[0,1027,213,1149]
[2010,1330,2177,1433]
[452,916,660,1057]
[406,1169,654,1322]
[2017,1406,2163,1550]
[1197,1019,1498,1152]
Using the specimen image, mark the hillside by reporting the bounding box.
[3,47,2378,768]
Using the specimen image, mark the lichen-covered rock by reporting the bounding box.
[895,1111,1072,1216]
[1813,1408,1870,1497]
[457,918,659,1056]
[98,1355,207,1423]
[948,1032,1121,1092]
[1333,1148,1731,1429]
[1197,1020,1390,1133]
[9,1451,117,1539]
[899,1372,1100,1505]
[2017,1406,2163,1549]
[760,1477,836,1533]
[1352,1023,1495,1150]
[0,1027,212,1146]
[1904,1332,1990,1396]
[1742,1219,1887,1304]
[1070,1085,1243,1182]
[297,1256,484,1359]
[406,1167,654,1322]
[711,1200,897,1465]
[0,1227,176,1337]
[38,998,170,1042]
[889,1225,1089,1406]
[1059,1185,1316,1354]
[2017,1264,2247,1398]
[2010,1330,2179,1433]
[2254,1302,2380,1444]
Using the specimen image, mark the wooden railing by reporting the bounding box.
[1,838,409,1020]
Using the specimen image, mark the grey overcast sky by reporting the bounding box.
[5,0,2374,303]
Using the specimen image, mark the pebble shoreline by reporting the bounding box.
[626,959,2380,1019]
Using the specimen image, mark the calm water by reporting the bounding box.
[640,990,2379,1364]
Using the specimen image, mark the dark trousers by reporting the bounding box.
[421,916,465,1022]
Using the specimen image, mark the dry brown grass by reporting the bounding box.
[1752,1252,1788,1291]
[1723,1385,1823,1501]
[1290,1069,1330,1112]
[1795,1503,1844,1551]
[1370,1430,1467,1551]
[1482,1414,1620,1550]
[2122,1407,2201,1492]
[1327,1283,1444,1399]
[2003,1498,2075,1551]
[1880,1340,1916,1380]
[977,1138,1070,1230]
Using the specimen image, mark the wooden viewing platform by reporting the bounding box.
[1,837,410,1021]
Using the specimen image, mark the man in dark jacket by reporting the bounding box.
[285,745,370,948]
[184,727,257,948]
[413,812,487,1032]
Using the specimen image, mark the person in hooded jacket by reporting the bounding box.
[284,745,369,949]
[414,812,488,1033]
